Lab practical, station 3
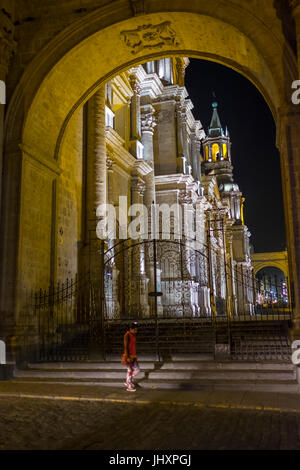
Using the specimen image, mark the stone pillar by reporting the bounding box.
[226,227,237,316]
[140,105,161,316]
[175,101,185,173]
[179,190,199,317]
[141,105,157,211]
[85,88,107,283]
[277,108,300,339]
[126,176,149,318]
[0,10,16,221]
[291,0,300,76]
[105,153,120,319]
[106,152,115,205]
[0,9,16,352]
[181,106,191,174]
[129,74,143,159]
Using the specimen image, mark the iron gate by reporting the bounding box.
[18,238,292,363]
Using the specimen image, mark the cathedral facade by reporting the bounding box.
[98,57,254,321]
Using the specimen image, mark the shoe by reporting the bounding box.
[124,382,135,388]
[126,386,136,392]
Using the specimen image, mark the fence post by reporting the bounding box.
[100,239,106,360]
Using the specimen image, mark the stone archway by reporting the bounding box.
[1,4,300,340]
[251,252,289,278]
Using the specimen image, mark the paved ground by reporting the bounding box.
[1,381,300,450]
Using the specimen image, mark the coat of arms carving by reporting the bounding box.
[120,21,179,54]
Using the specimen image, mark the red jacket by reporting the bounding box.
[123,331,137,359]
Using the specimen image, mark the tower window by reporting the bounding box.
[212,143,219,162]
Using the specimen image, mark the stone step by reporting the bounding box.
[11,377,299,394]
[15,370,147,380]
[141,380,300,393]
[26,362,156,370]
[148,370,296,381]
[16,360,296,382]
[160,361,295,370]
[27,358,293,371]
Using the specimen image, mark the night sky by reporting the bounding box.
[185,58,286,253]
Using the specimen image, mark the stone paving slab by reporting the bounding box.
[1,381,300,450]
[0,380,300,414]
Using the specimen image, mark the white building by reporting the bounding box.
[100,57,254,319]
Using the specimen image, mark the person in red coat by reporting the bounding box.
[121,321,140,392]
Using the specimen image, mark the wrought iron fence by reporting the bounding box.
[17,237,292,363]
[19,274,100,363]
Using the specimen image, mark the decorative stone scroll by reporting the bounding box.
[121,21,179,54]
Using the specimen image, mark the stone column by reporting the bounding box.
[0,11,16,220]
[175,101,185,173]
[105,153,120,319]
[181,106,192,174]
[178,190,199,316]
[128,176,149,318]
[0,10,16,353]
[140,105,160,316]
[291,1,300,76]
[129,74,143,159]
[191,128,201,182]
[277,108,300,339]
[106,152,115,205]
[226,226,237,316]
[141,105,157,225]
[85,88,107,283]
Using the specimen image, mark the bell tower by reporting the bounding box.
[202,100,244,225]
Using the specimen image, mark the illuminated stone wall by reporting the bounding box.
[57,108,84,283]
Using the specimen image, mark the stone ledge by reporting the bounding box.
[0,364,15,380]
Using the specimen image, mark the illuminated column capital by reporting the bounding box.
[129,74,141,96]
[141,106,157,135]
[175,57,189,86]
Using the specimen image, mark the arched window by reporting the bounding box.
[212,143,219,161]
[205,145,209,161]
